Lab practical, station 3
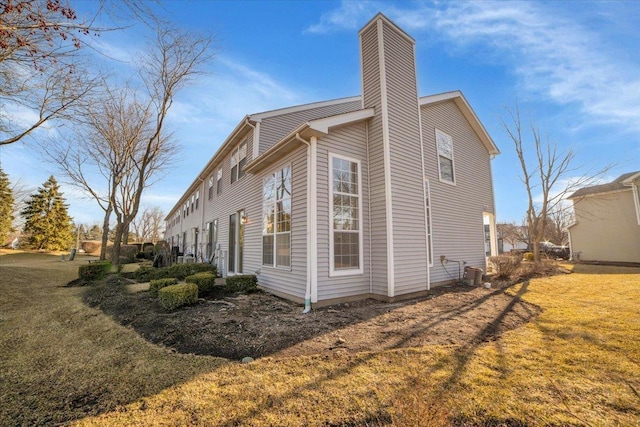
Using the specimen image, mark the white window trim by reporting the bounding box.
[261,163,292,270]
[435,128,456,185]
[329,153,364,277]
[230,141,248,184]
[425,179,434,267]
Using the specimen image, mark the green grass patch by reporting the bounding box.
[2,251,639,426]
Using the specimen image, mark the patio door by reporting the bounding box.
[228,210,245,274]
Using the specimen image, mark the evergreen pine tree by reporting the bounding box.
[0,167,15,245]
[21,176,73,250]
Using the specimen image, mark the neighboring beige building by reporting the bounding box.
[164,14,500,307]
[567,171,640,264]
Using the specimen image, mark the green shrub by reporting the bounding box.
[133,263,217,282]
[78,261,112,281]
[488,255,522,279]
[523,252,534,262]
[158,283,198,311]
[226,275,258,293]
[149,277,178,297]
[185,272,216,294]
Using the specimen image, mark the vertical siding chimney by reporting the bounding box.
[359,14,428,297]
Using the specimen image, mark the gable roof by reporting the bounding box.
[569,171,640,198]
[420,91,500,156]
[244,108,376,174]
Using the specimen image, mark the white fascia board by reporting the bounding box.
[622,172,640,185]
[307,108,375,134]
[358,13,415,44]
[249,96,361,121]
[420,91,500,156]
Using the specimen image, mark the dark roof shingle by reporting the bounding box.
[569,171,640,198]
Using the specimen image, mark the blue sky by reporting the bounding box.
[1,0,638,227]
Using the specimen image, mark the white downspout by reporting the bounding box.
[295,133,315,313]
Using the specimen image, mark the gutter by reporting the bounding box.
[295,133,317,314]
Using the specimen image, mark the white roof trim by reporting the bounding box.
[420,91,500,156]
[250,96,361,121]
[622,172,640,185]
[358,12,415,45]
[307,108,375,134]
[244,108,375,174]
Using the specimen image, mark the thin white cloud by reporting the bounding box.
[307,1,640,132]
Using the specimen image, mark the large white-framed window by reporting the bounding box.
[230,142,247,184]
[435,129,455,184]
[425,179,434,266]
[195,190,200,210]
[329,153,363,276]
[262,165,291,268]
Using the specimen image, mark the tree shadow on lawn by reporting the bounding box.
[82,276,541,361]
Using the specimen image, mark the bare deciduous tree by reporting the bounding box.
[130,206,164,243]
[108,23,211,267]
[0,0,156,146]
[496,222,529,252]
[502,105,609,263]
[545,205,573,246]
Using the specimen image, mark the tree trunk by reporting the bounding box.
[112,221,124,270]
[99,205,112,261]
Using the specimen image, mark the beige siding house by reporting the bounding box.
[568,171,640,264]
[164,14,500,307]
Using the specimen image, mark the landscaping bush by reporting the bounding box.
[149,277,178,297]
[107,244,138,264]
[226,275,258,293]
[78,261,112,281]
[81,240,101,255]
[185,272,216,294]
[132,263,217,282]
[488,255,522,279]
[523,252,534,262]
[158,283,198,311]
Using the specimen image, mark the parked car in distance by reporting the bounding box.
[538,242,570,260]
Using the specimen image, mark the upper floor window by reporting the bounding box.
[216,168,222,195]
[330,154,363,275]
[208,176,214,200]
[195,191,200,210]
[262,165,291,268]
[191,195,195,213]
[230,142,247,184]
[435,129,455,184]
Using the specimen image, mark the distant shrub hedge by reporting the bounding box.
[149,278,178,297]
[78,261,112,281]
[133,263,217,282]
[185,272,217,295]
[158,283,198,311]
[226,275,258,293]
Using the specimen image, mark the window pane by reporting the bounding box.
[276,233,291,267]
[263,174,275,201]
[263,202,275,234]
[231,165,238,184]
[262,235,274,265]
[334,231,359,269]
[277,198,291,232]
[238,158,246,179]
[439,156,454,182]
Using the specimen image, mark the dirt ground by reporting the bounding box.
[82,276,540,361]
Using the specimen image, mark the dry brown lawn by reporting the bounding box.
[1,251,639,426]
